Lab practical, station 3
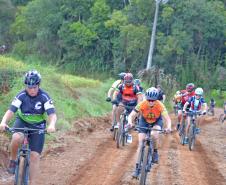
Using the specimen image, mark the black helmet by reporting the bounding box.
[118,72,126,80]
[24,70,41,88]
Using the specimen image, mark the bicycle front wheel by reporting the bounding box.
[15,156,25,185]
[139,146,150,185]
[188,124,196,151]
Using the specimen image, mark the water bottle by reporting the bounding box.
[127,134,132,143]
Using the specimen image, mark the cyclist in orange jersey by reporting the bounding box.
[128,87,171,178]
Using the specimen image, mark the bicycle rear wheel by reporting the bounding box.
[139,146,150,185]
[188,124,196,151]
[219,114,225,124]
[15,156,25,185]
[179,119,186,145]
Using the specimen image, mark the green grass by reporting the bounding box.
[0,56,113,131]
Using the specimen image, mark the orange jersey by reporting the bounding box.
[135,100,167,124]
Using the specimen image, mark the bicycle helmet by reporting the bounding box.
[118,72,126,80]
[195,87,203,96]
[176,91,181,95]
[124,73,133,86]
[186,83,195,92]
[134,79,141,86]
[24,70,41,88]
[145,87,159,100]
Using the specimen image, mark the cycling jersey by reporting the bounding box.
[187,96,205,111]
[111,80,122,90]
[179,90,195,105]
[116,84,142,104]
[135,100,168,124]
[9,89,55,124]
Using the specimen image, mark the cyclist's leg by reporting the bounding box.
[110,104,117,131]
[132,117,147,177]
[8,118,25,174]
[151,117,163,163]
[177,109,183,130]
[10,118,25,160]
[115,103,124,126]
[184,115,191,143]
[28,122,45,185]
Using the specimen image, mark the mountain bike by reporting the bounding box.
[219,113,225,124]
[115,104,134,148]
[5,127,46,185]
[207,106,215,116]
[135,125,164,185]
[173,104,178,116]
[187,110,203,151]
[178,112,187,145]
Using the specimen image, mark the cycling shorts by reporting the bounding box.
[13,117,46,154]
[138,116,163,134]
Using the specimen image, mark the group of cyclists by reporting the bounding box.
[106,72,172,178]
[106,72,226,179]
[0,69,225,184]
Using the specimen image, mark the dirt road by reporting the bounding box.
[0,111,226,185]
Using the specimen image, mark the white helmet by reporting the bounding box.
[145,87,159,100]
[195,87,203,96]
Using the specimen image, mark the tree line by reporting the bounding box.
[0,0,226,91]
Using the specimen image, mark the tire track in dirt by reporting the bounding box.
[68,135,137,185]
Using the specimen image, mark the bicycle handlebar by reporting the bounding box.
[135,126,166,133]
[5,127,47,134]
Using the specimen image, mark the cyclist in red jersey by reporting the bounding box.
[175,83,195,130]
[113,73,143,128]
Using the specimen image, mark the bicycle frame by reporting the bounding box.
[136,126,163,185]
[6,127,46,185]
[188,110,202,151]
[179,112,187,145]
[116,105,134,148]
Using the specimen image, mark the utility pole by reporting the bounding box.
[146,0,169,70]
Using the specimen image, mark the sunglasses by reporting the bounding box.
[147,99,156,102]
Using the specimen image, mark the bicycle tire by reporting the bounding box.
[15,156,25,185]
[179,118,186,145]
[188,123,196,151]
[113,127,117,141]
[135,141,145,179]
[139,146,150,185]
[219,114,225,124]
[23,157,29,185]
[116,124,122,148]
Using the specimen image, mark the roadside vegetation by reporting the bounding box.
[0,56,112,132]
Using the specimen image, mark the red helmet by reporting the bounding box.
[186,83,195,92]
[124,73,133,86]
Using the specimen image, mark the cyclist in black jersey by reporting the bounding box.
[0,70,57,185]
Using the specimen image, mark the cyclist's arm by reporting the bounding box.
[47,113,57,133]
[137,93,143,103]
[0,110,14,130]
[128,110,139,127]
[162,94,166,103]
[183,102,189,112]
[202,102,208,112]
[107,87,114,98]
[162,111,172,131]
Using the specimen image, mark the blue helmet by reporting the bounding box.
[145,87,159,100]
[24,70,41,88]
[134,79,141,86]
[118,72,126,80]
